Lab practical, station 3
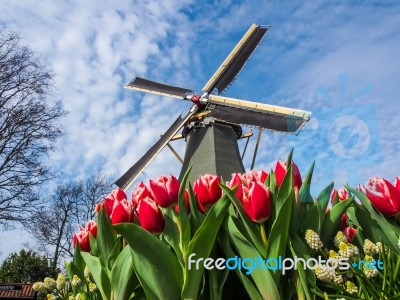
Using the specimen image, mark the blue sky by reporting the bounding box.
[0,1,399,261]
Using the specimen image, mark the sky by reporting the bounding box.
[0,1,399,261]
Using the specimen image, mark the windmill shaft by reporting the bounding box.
[179,123,245,183]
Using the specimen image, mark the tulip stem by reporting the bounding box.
[260,222,268,248]
[394,255,400,281]
[294,187,299,207]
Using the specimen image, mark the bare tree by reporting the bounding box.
[25,173,111,269]
[0,26,66,227]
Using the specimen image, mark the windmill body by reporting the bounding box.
[115,24,311,191]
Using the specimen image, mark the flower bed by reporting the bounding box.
[34,152,400,299]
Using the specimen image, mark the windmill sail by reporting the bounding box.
[115,108,196,190]
[207,94,311,132]
[202,24,270,94]
[126,77,194,99]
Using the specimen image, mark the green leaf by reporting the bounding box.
[89,233,98,257]
[178,166,191,254]
[219,228,262,300]
[115,223,183,300]
[81,252,111,300]
[162,209,184,266]
[72,244,86,282]
[267,189,293,284]
[316,182,334,229]
[286,148,294,166]
[97,207,117,268]
[220,185,266,257]
[226,215,281,300]
[107,236,122,271]
[289,234,317,300]
[110,245,139,300]
[303,205,320,234]
[275,165,293,214]
[188,182,204,231]
[347,186,400,254]
[320,198,353,246]
[354,202,391,246]
[267,171,278,196]
[182,196,230,299]
[298,161,315,204]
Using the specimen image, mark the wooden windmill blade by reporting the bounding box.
[202,24,270,95]
[125,77,194,100]
[207,94,311,132]
[114,106,197,190]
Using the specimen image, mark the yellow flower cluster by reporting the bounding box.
[338,241,359,259]
[362,255,379,279]
[32,282,47,293]
[363,239,379,255]
[305,229,323,250]
[345,281,358,294]
[71,274,81,287]
[314,265,335,282]
[334,231,347,248]
[56,273,66,290]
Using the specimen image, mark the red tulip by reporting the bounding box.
[243,170,268,186]
[228,173,244,201]
[149,175,180,208]
[358,177,400,216]
[395,177,400,192]
[193,174,222,213]
[96,188,128,216]
[331,187,349,204]
[343,226,357,243]
[242,182,271,222]
[132,182,153,207]
[73,230,90,252]
[110,198,133,224]
[340,213,347,231]
[73,221,97,252]
[86,220,98,238]
[136,197,165,234]
[174,189,190,213]
[275,160,302,189]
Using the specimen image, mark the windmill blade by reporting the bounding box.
[202,24,270,94]
[115,107,197,190]
[207,94,311,133]
[125,76,194,99]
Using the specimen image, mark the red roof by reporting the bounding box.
[0,283,37,299]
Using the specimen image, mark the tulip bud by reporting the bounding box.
[149,175,180,208]
[343,226,357,243]
[193,174,222,213]
[174,189,190,214]
[95,188,128,216]
[243,170,268,185]
[359,177,400,216]
[136,197,165,234]
[228,173,244,201]
[72,220,97,252]
[340,213,347,231]
[275,160,302,189]
[86,220,97,238]
[131,182,153,207]
[73,230,90,252]
[242,182,271,222]
[110,198,133,224]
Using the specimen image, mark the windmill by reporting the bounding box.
[115,24,311,190]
